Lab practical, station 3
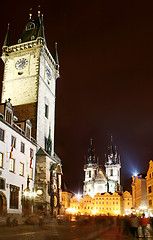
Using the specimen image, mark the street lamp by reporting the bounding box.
[22,176,37,215]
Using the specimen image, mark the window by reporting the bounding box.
[89,171,91,178]
[0,178,5,190]
[26,127,31,138]
[149,200,152,207]
[19,163,24,176]
[10,185,19,209]
[6,111,12,124]
[150,174,151,178]
[20,142,25,153]
[26,22,35,31]
[110,169,113,176]
[11,136,16,148]
[30,148,33,158]
[0,153,3,168]
[148,186,152,193]
[9,158,15,172]
[45,104,49,118]
[0,128,4,141]
[29,167,33,179]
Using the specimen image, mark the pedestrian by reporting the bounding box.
[129,213,139,239]
[140,213,148,239]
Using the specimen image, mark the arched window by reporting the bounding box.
[26,22,35,31]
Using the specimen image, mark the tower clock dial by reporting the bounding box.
[46,66,51,80]
[15,58,28,70]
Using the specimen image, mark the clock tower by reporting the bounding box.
[1,11,59,153]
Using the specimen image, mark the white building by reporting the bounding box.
[83,137,122,198]
[0,10,62,216]
[0,100,36,214]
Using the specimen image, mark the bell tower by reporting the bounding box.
[1,10,59,154]
[105,135,121,185]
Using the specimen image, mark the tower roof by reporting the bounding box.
[18,10,46,44]
[105,135,120,165]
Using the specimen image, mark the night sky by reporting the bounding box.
[1,1,153,193]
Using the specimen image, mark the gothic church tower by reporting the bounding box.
[1,10,59,154]
[105,135,121,185]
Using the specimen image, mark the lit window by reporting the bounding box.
[0,128,4,141]
[20,142,25,153]
[99,201,101,204]
[19,163,24,176]
[116,202,118,205]
[11,136,16,148]
[9,158,15,172]
[10,185,19,209]
[0,153,3,168]
[149,200,152,207]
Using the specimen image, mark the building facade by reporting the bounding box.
[0,100,36,214]
[70,191,132,216]
[1,10,62,215]
[131,173,147,211]
[147,160,153,212]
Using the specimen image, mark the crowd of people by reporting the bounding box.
[64,213,153,239]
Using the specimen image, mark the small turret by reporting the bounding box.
[3,23,10,47]
[54,42,60,71]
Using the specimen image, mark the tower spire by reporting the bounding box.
[29,8,32,20]
[3,23,10,47]
[54,42,60,70]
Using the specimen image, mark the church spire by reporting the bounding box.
[87,138,96,164]
[3,23,10,47]
[106,135,120,164]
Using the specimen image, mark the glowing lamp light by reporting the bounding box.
[24,191,29,197]
[133,172,138,177]
[66,208,77,214]
[76,193,81,201]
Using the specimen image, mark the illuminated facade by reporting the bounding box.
[83,137,121,198]
[1,10,62,215]
[147,160,153,212]
[131,173,147,210]
[0,100,36,214]
[70,191,132,216]
[69,138,132,216]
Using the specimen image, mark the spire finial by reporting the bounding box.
[29,8,32,19]
[38,5,41,17]
[90,138,93,146]
[111,134,113,142]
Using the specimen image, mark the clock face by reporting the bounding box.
[46,66,51,80]
[15,58,28,70]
